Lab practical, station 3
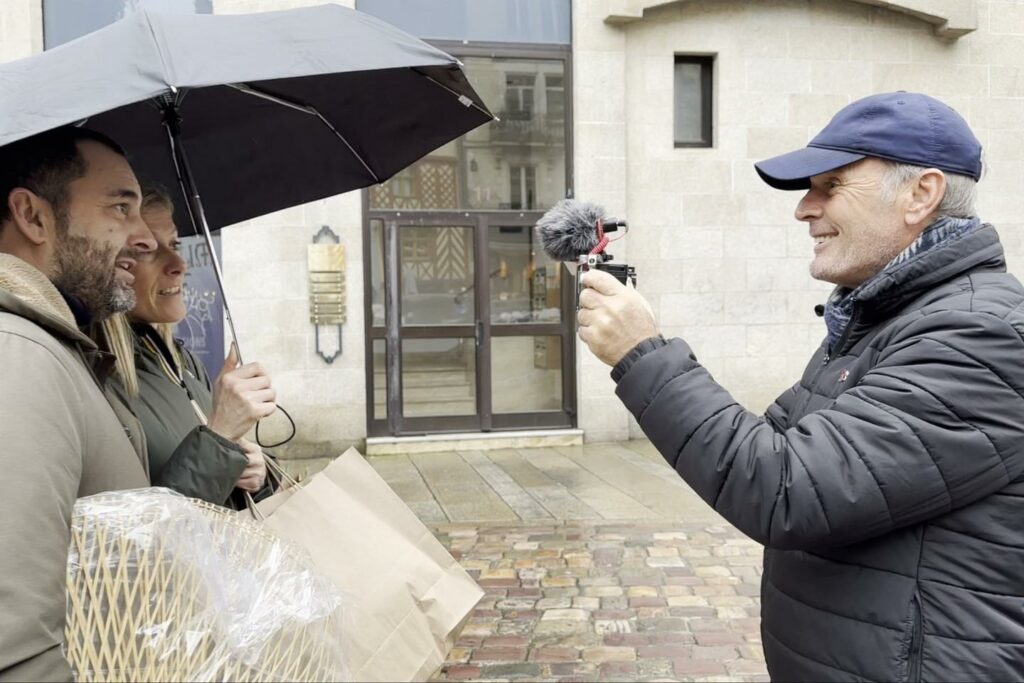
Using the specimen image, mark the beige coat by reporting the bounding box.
[0,254,148,682]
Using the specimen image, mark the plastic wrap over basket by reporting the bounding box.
[65,488,350,682]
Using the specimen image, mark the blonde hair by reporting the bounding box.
[100,184,184,396]
[102,313,139,396]
[142,184,175,216]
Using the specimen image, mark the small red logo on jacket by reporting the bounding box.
[838,369,850,383]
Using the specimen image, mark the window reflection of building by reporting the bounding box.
[368,57,566,214]
[508,165,536,210]
[504,73,535,119]
[370,159,458,210]
[546,75,565,123]
[488,226,560,325]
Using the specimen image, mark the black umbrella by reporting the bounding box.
[0,3,493,353]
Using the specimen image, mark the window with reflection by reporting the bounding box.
[492,337,562,413]
[369,219,385,327]
[399,226,475,326]
[369,57,566,212]
[372,339,386,420]
[488,225,561,324]
[402,338,477,417]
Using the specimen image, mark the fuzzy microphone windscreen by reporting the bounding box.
[535,199,607,261]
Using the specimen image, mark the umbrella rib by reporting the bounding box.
[417,72,495,120]
[228,83,379,183]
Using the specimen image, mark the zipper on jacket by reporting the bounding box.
[907,593,924,682]
[824,301,860,365]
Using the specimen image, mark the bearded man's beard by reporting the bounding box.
[51,229,136,321]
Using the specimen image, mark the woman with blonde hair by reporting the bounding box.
[98,186,275,506]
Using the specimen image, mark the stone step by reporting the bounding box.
[365,428,583,455]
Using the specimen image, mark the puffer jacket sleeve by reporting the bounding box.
[616,309,1024,550]
[0,336,78,682]
[153,426,249,505]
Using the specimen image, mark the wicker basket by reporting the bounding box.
[65,489,349,682]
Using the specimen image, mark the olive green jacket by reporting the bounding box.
[0,254,149,683]
[108,325,252,507]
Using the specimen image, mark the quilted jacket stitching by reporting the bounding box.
[870,365,1004,478]
[850,392,956,509]
[636,364,698,424]
[764,573,908,633]
[672,400,737,469]
[815,410,896,527]
[761,629,871,680]
[778,436,834,540]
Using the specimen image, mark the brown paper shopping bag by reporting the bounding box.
[249,448,483,682]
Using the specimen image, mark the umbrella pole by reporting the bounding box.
[160,102,246,363]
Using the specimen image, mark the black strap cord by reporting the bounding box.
[256,404,297,449]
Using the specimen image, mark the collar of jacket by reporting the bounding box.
[858,223,1003,310]
[58,287,93,328]
[0,254,120,385]
[0,253,96,348]
[130,323,196,393]
[831,223,1005,355]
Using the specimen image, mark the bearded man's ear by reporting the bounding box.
[6,188,56,246]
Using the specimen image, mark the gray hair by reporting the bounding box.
[879,161,978,219]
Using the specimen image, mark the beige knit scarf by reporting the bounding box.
[0,253,76,328]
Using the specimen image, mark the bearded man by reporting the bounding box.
[578,92,1024,680]
[0,126,157,681]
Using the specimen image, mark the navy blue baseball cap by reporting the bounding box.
[755,92,983,190]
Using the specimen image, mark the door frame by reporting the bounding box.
[364,212,577,436]
[363,41,574,437]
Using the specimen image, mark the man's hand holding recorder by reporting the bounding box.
[535,198,658,369]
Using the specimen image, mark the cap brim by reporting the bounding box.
[754,146,867,190]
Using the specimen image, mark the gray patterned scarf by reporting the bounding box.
[823,215,981,353]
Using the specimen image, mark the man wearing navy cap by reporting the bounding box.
[577,92,1024,680]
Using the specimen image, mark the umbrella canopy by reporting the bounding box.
[0,3,493,233]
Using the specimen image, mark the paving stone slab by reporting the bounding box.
[427,520,766,682]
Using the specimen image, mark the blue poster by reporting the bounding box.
[175,234,224,381]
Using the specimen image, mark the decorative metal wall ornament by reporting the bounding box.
[307,225,346,364]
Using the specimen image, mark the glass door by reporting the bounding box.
[363,46,575,437]
[485,216,575,430]
[366,213,575,436]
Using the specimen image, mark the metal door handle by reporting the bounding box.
[475,320,483,347]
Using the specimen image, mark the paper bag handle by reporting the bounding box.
[264,455,300,488]
[242,457,300,521]
[243,491,265,520]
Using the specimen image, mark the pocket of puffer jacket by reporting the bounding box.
[901,592,924,683]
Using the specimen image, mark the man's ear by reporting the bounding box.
[6,188,54,245]
[904,169,946,227]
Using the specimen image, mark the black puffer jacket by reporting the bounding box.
[615,225,1024,681]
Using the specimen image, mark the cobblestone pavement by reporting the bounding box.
[287,441,770,681]
[428,521,768,682]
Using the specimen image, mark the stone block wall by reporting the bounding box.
[0,0,41,62]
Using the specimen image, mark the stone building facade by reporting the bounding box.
[4,0,1021,455]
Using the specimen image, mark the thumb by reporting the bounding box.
[580,267,624,295]
[223,342,239,371]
